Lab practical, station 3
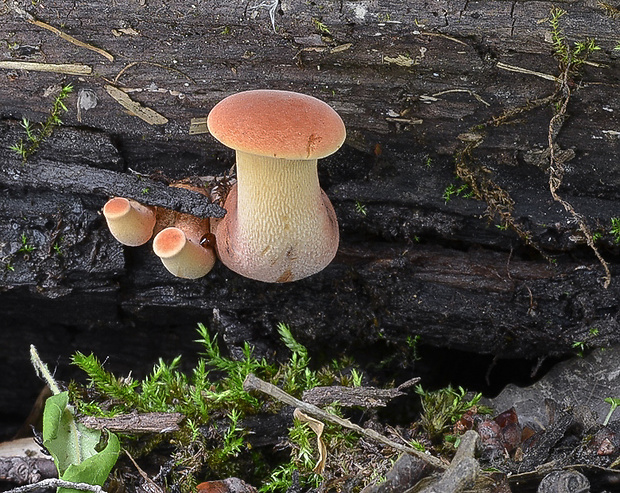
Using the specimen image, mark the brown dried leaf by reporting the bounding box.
[294,408,327,474]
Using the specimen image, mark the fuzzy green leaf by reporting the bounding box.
[60,433,120,493]
[42,391,119,493]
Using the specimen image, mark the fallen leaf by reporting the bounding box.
[294,408,327,474]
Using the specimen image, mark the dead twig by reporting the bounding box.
[0,61,92,75]
[8,1,113,61]
[113,61,195,84]
[243,374,447,470]
[302,377,420,408]
[2,478,106,493]
[79,412,184,434]
[124,449,165,493]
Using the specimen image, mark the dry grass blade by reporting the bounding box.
[28,19,114,61]
[294,408,327,474]
[497,62,560,82]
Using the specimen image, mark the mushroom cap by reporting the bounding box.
[103,196,133,220]
[152,227,187,259]
[103,197,156,247]
[153,227,216,279]
[207,90,346,160]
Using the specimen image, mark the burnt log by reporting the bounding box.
[0,0,619,436]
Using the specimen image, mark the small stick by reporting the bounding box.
[2,478,106,493]
[124,449,165,493]
[243,374,447,470]
[0,61,92,76]
[8,1,113,61]
[496,62,560,82]
[28,19,114,62]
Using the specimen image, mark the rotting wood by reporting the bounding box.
[0,457,56,485]
[78,411,184,434]
[1,0,619,440]
[0,160,225,219]
[243,374,447,471]
[302,378,420,408]
[2,478,106,493]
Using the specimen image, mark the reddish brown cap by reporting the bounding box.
[153,227,216,279]
[207,90,346,160]
[103,197,156,247]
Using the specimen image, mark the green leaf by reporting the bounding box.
[61,433,120,493]
[42,391,119,493]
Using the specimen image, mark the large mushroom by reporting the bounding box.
[207,89,345,282]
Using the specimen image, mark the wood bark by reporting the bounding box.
[0,0,619,435]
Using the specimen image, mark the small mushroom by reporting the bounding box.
[152,215,215,279]
[207,89,345,282]
[102,197,156,247]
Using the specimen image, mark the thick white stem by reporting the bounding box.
[235,151,322,247]
[214,150,338,282]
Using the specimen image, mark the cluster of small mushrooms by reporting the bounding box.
[103,90,346,283]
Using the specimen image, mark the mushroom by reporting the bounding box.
[102,197,156,247]
[152,214,216,279]
[207,89,345,282]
